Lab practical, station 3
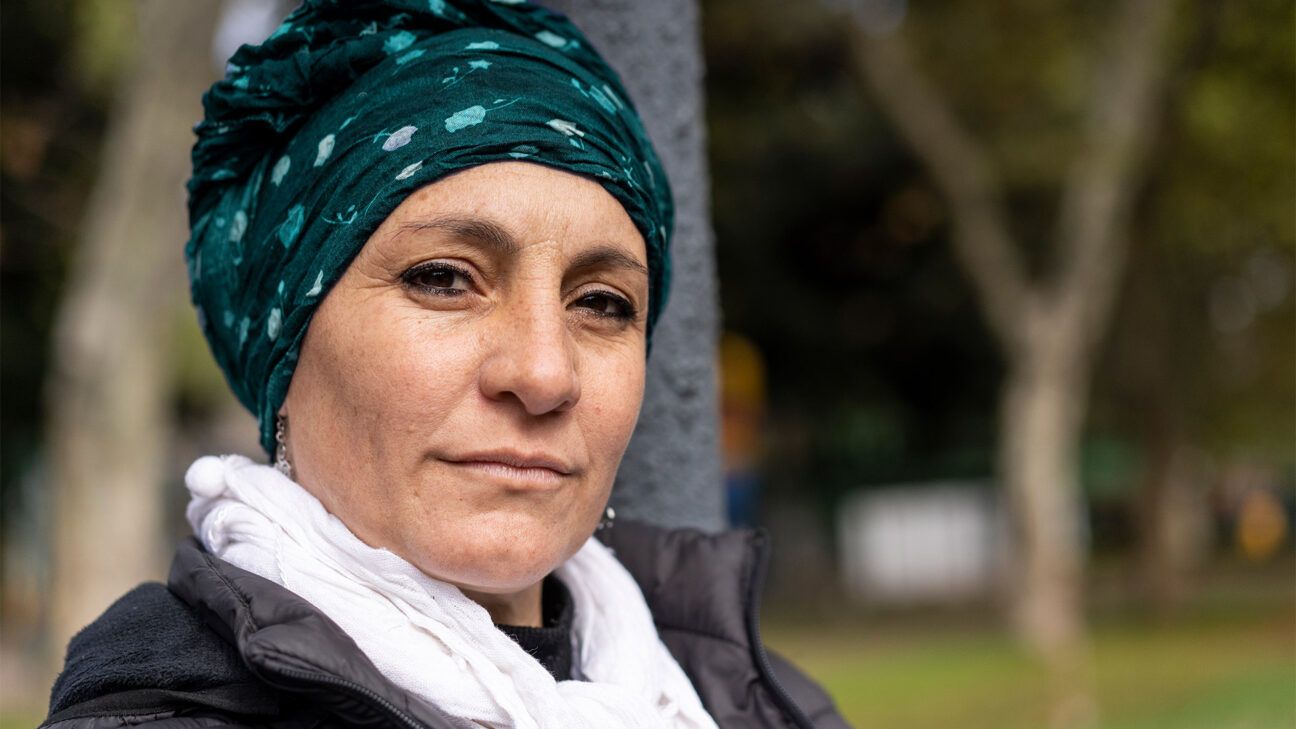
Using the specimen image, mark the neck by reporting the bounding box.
[461,580,544,627]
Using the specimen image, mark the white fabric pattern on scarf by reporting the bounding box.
[185,454,718,729]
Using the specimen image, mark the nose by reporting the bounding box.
[478,301,581,416]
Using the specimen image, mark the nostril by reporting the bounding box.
[478,329,581,416]
[515,360,580,415]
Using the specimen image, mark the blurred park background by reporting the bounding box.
[2,0,1293,727]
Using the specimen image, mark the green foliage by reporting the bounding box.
[1093,0,1295,467]
[69,0,136,100]
[904,2,1101,191]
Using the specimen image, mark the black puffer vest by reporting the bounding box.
[44,521,850,728]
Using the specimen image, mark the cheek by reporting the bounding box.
[580,353,647,471]
[315,313,467,442]
[289,297,483,523]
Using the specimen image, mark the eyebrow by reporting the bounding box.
[396,216,518,256]
[567,247,649,278]
[396,215,648,277]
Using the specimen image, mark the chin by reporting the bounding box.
[405,514,587,594]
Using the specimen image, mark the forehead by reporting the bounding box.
[378,161,646,260]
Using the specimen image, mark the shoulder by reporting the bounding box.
[45,582,277,726]
[601,521,853,728]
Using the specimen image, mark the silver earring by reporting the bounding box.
[597,505,616,531]
[274,414,294,480]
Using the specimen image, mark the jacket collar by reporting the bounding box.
[599,522,817,729]
[597,520,760,649]
[168,538,459,729]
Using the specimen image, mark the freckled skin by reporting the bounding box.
[281,161,649,626]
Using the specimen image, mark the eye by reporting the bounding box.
[572,290,637,321]
[401,262,474,296]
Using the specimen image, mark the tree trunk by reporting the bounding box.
[45,0,220,676]
[1000,306,1098,727]
[1001,315,1089,661]
[1136,440,1210,614]
[541,0,725,531]
[1122,4,1224,616]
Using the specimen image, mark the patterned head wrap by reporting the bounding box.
[186,0,673,456]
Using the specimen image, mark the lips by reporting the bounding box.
[441,449,576,485]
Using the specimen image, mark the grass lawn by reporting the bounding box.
[763,578,1295,729]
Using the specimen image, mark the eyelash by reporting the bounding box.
[400,262,639,322]
[401,261,474,297]
[574,291,638,322]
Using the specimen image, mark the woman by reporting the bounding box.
[44,1,848,727]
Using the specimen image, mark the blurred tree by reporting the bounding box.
[1093,0,1296,612]
[1,0,124,683]
[839,0,1179,722]
[45,0,220,674]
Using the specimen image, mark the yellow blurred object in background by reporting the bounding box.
[719,331,767,471]
[1235,488,1288,561]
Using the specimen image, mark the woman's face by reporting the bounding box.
[281,161,648,597]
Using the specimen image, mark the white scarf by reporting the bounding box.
[185,454,718,729]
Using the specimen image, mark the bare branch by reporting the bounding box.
[847,25,1030,351]
[1055,0,1178,352]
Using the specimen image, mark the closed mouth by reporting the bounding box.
[441,450,576,486]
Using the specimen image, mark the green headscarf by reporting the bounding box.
[186,0,673,457]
